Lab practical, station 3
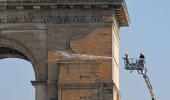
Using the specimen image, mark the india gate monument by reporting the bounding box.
[0,0,130,100]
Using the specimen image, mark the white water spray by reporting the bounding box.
[52,51,113,61]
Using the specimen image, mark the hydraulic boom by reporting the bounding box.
[142,73,156,100]
[122,56,156,100]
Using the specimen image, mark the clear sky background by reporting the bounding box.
[120,0,170,100]
[0,0,170,100]
[0,58,35,100]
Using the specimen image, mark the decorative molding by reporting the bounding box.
[0,0,130,26]
[0,0,122,5]
[0,11,107,23]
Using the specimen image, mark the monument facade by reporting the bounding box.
[0,0,130,100]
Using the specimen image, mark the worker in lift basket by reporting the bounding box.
[124,53,130,67]
[139,53,145,69]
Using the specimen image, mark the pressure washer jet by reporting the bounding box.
[122,53,147,74]
[122,53,156,100]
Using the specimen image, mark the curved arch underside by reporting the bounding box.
[0,37,40,80]
[0,47,29,61]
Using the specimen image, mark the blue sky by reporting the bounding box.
[120,0,170,100]
[0,0,170,100]
[0,58,35,100]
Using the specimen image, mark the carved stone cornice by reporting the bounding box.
[0,0,130,27]
[0,11,111,24]
[0,0,123,5]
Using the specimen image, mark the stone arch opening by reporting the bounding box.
[0,36,47,100]
[0,37,40,80]
[0,37,43,100]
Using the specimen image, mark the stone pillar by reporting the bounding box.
[47,63,59,100]
[32,81,47,100]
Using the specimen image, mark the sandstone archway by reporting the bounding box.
[0,37,39,80]
[0,37,47,100]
